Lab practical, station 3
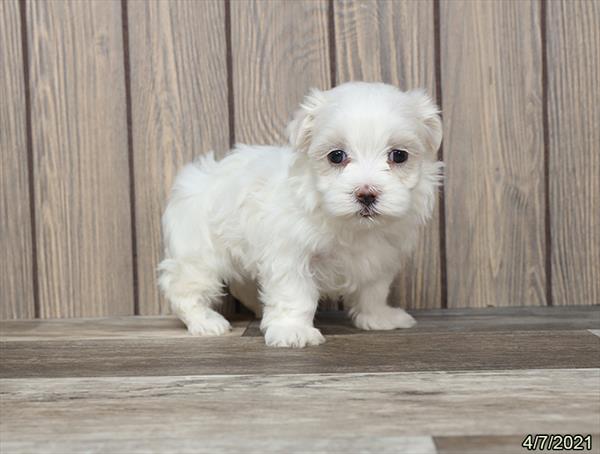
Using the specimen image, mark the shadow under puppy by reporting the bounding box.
[159,82,443,347]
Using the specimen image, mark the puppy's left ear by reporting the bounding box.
[286,88,326,152]
[407,90,443,154]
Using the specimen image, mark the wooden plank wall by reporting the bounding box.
[0,0,35,319]
[0,0,598,320]
[546,0,600,306]
[26,0,133,318]
[441,0,547,307]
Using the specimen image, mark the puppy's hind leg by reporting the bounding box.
[346,273,416,331]
[158,258,231,336]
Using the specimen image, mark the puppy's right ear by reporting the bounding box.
[286,88,326,152]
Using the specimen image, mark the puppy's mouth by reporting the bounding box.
[358,207,379,218]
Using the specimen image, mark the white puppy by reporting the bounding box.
[159,82,443,348]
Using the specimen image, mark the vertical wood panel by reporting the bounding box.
[128,0,230,315]
[441,1,546,307]
[334,0,441,310]
[231,0,331,145]
[0,0,35,319]
[230,0,331,308]
[547,0,600,305]
[27,0,133,317]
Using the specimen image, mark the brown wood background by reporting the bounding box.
[1,0,598,320]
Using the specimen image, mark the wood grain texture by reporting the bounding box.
[1,370,598,454]
[230,0,332,307]
[242,305,600,336]
[0,437,437,454]
[1,306,596,340]
[230,0,330,145]
[0,315,252,341]
[128,0,231,315]
[1,330,597,379]
[441,0,546,308]
[547,0,600,306]
[333,0,441,310]
[0,0,35,319]
[27,0,133,317]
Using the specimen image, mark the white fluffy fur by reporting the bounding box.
[159,82,443,347]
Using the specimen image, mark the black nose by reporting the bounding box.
[357,192,377,207]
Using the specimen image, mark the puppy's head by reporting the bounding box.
[287,82,443,225]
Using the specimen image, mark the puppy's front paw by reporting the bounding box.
[352,307,416,331]
[186,310,232,336]
[264,322,325,348]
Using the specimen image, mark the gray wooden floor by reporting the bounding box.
[1,306,599,454]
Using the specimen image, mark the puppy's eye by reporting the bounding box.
[327,149,347,164]
[389,149,409,164]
